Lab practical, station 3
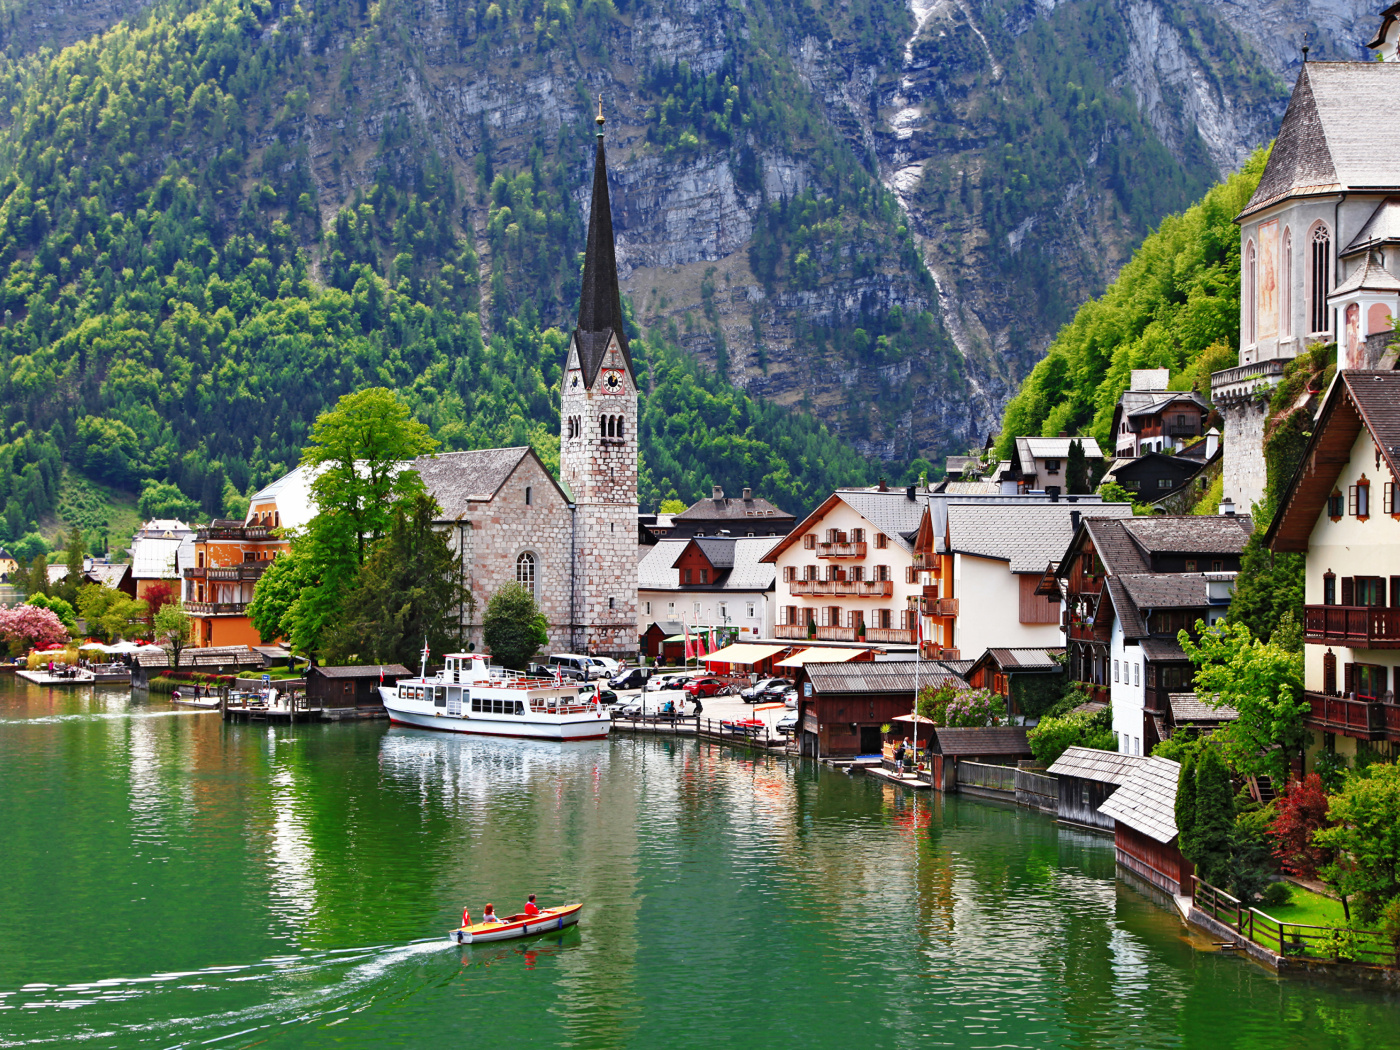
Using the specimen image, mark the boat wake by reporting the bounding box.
[0,709,206,726]
[0,938,465,1048]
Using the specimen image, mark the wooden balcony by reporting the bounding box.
[775,624,813,640]
[921,643,959,660]
[816,625,857,642]
[1305,691,1400,740]
[789,579,893,598]
[907,596,958,617]
[863,628,914,644]
[1304,605,1400,649]
[185,601,249,616]
[816,541,867,559]
[912,553,940,571]
[197,525,272,542]
[184,563,269,582]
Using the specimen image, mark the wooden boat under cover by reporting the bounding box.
[450,903,583,944]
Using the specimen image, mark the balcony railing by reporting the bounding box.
[815,625,857,642]
[184,563,269,582]
[816,541,867,559]
[1304,605,1400,649]
[907,596,959,617]
[921,643,960,660]
[775,624,813,640]
[864,627,914,644]
[912,553,939,571]
[196,525,272,542]
[1305,690,1400,740]
[185,601,249,616]
[789,579,893,597]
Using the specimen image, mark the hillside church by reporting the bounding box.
[240,107,639,659]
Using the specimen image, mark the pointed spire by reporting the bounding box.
[575,96,632,385]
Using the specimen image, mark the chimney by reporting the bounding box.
[1047,485,1061,502]
[1220,496,1236,516]
[712,485,724,501]
[1070,510,1081,532]
[905,484,916,501]
[878,477,888,492]
[742,487,752,500]
[1204,427,1220,460]
[1058,431,1067,439]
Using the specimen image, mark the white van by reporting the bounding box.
[547,653,612,680]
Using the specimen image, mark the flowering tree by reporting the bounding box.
[917,685,1005,727]
[0,604,70,652]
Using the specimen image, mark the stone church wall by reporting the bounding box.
[1220,398,1269,513]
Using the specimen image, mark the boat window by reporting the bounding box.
[492,699,503,714]
[434,686,447,708]
[471,697,481,712]
[514,701,524,715]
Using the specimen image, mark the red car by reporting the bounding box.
[684,676,734,698]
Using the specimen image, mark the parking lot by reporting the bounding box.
[606,672,795,732]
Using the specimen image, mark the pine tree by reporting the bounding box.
[1066,439,1089,495]
[1175,750,1198,862]
[1193,746,1235,887]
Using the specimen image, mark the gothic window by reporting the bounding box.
[516,551,536,596]
[1281,227,1292,336]
[1244,239,1257,344]
[1310,223,1332,333]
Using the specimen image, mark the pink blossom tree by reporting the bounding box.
[0,604,70,653]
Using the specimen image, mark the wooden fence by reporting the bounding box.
[610,714,788,751]
[1193,877,1396,968]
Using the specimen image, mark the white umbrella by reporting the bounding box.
[106,640,144,654]
[78,642,110,651]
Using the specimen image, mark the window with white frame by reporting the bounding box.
[516,551,536,596]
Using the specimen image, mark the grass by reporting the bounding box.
[43,469,140,554]
[1255,884,1348,927]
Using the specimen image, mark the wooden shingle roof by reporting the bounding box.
[1046,746,1144,785]
[931,726,1032,757]
[1097,756,1182,843]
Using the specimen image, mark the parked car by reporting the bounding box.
[648,671,698,692]
[684,676,734,698]
[742,677,789,703]
[610,667,652,691]
[782,688,799,710]
[757,679,795,702]
[576,682,617,706]
[776,711,799,734]
[590,656,620,675]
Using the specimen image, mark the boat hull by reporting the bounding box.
[380,689,609,741]
[451,903,582,944]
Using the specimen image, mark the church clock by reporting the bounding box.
[601,369,625,393]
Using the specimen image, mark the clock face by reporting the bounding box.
[602,369,625,393]
[570,372,580,390]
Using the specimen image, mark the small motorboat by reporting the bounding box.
[450,903,583,944]
[721,719,766,737]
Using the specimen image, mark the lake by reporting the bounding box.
[0,676,1395,1048]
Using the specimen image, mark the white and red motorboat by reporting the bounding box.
[451,903,583,944]
[380,652,610,741]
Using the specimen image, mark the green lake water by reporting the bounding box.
[0,677,1396,1049]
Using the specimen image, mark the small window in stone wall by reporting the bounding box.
[525,486,532,506]
[516,551,536,596]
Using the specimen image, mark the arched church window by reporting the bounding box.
[1244,240,1257,345]
[600,415,607,437]
[1310,223,1332,334]
[516,551,536,596]
[616,416,624,439]
[525,486,533,507]
[1281,227,1292,336]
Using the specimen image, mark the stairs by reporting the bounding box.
[1246,775,1277,806]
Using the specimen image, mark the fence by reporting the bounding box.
[957,762,1017,793]
[610,714,788,751]
[1193,877,1397,968]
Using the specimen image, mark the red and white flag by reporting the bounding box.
[696,630,708,659]
[684,622,694,661]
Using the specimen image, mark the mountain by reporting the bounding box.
[0,0,1381,547]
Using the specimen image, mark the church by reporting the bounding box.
[1214,8,1400,511]
[237,107,639,659]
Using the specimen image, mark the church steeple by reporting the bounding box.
[574,98,632,386]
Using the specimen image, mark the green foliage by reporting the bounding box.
[482,582,547,670]
[75,583,147,641]
[325,492,470,667]
[997,151,1266,455]
[1314,764,1400,926]
[658,499,686,514]
[1192,745,1236,887]
[1314,749,1349,793]
[1026,709,1115,766]
[10,532,49,563]
[1097,480,1151,515]
[153,600,191,666]
[1175,750,1199,862]
[1228,807,1277,907]
[1179,618,1306,783]
[1191,472,1223,515]
[1261,881,1292,909]
[1009,666,1068,719]
[1065,439,1089,495]
[248,549,304,645]
[24,592,76,631]
[138,481,201,522]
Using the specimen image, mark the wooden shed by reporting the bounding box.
[928,726,1033,792]
[1045,746,1145,833]
[307,665,412,713]
[799,660,968,758]
[1096,755,1192,897]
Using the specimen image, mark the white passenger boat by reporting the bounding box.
[380,652,610,741]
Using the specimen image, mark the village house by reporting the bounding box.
[190,117,641,658]
[963,646,1066,722]
[656,486,795,540]
[1108,371,1210,459]
[1097,755,1192,900]
[1102,432,1220,511]
[796,659,968,758]
[1265,370,1400,770]
[637,535,776,643]
[0,547,16,582]
[1004,436,1105,494]
[129,519,196,600]
[762,486,1132,661]
[1052,514,1252,755]
[1213,23,1400,511]
[1046,746,1146,834]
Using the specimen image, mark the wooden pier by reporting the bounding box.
[610,714,793,754]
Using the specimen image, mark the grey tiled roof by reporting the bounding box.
[985,647,1065,671]
[726,539,779,590]
[411,448,533,517]
[1103,577,1148,638]
[691,537,736,569]
[638,540,689,589]
[1082,518,1148,575]
[932,726,1033,757]
[1169,694,1239,722]
[1047,746,1145,785]
[313,664,413,679]
[1343,197,1400,256]
[1140,637,1189,662]
[949,503,1133,572]
[838,490,927,554]
[1097,756,1182,843]
[1118,572,1223,610]
[1121,515,1253,556]
[674,493,793,522]
[1126,392,1208,419]
[135,645,265,669]
[807,660,969,695]
[1329,253,1400,297]
[637,537,775,592]
[1243,63,1400,217]
[1018,436,1105,459]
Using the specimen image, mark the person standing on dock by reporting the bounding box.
[894,739,907,777]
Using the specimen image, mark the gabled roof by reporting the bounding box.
[1096,756,1182,843]
[1077,518,1149,576]
[574,129,633,385]
[931,726,1033,757]
[948,503,1133,573]
[674,491,793,522]
[1017,436,1104,459]
[312,664,413,679]
[1327,253,1400,298]
[1343,197,1400,257]
[1125,392,1208,419]
[806,661,968,695]
[1241,63,1400,218]
[1047,746,1145,785]
[968,647,1065,677]
[1120,515,1253,556]
[411,448,567,518]
[1103,577,1147,638]
[1140,636,1189,662]
[638,537,776,592]
[685,537,736,570]
[1118,572,1231,611]
[1169,694,1239,722]
[1267,371,1400,552]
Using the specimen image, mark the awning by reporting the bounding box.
[892,713,936,724]
[703,643,787,665]
[775,647,871,668]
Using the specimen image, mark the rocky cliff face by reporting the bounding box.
[5,0,1384,466]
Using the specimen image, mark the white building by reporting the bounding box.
[637,536,776,639]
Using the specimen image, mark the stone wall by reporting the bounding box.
[1220,397,1270,513]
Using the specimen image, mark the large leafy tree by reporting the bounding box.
[0,604,69,652]
[1314,764,1400,925]
[154,601,192,670]
[482,583,549,670]
[248,551,306,644]
[1269,773,1332,881]
[325,492,469,667]
[1178,618,1306,784]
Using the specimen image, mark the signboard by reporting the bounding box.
[262,674,270,683]
[804,682,812,696]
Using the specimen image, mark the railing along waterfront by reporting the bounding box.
[610,713,788,750]
[1192,877,1396,967]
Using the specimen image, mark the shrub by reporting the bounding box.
[1261,881,1292,909]
[1027,710,1115,766]
[1269,773,1332,880]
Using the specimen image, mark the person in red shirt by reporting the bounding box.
[523,894,540,917]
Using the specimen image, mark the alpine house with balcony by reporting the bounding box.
[1265,370,1400,766]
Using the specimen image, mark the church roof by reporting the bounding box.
[1343,197,1400,256]
[574,126,633,386]
[411,447,542,517]
[1241,63,1400,218]
[1327,253,1400,298]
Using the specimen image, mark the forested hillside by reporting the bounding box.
[995,150,1267,455]
[0,0,873,554]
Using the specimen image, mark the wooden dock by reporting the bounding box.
[16,668,132,686]
[611,715,793,754]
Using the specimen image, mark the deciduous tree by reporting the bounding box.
[1314,764,1400,925]
[154,601,191,670]
[0,604,68,652]
[482,583,548,670]
[1269,772,1332,880]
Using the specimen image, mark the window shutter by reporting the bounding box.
[1341,577,1355,606]
[1387,482,1396,515]
[1323,651,1337,696]
[1378,665,1390,698]
[1392,576,1400,608]
[1344,662,1355,697]
[783,566,794,583]
[1380,578,1389,608]
[1349,485,1358,516]
[803,534,816,550]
